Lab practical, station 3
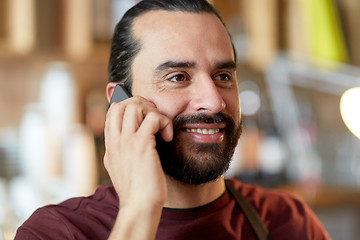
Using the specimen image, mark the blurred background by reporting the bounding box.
[1,0,360,239]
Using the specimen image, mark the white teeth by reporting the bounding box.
[185,128,220,134]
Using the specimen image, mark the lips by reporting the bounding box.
[180,122,225,134]
[179,123,225,143]
[184,128,220,134]
[172,113,232,143]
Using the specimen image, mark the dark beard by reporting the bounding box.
[156,113,242,185]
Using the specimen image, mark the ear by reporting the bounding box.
[106,82,119,103]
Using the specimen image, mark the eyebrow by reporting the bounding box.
[154,60,237,74]
[216,61,237,70]
[154,61,196,73]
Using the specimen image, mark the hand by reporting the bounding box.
[104,96,173,210]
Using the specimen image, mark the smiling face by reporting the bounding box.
[131,10,242,184]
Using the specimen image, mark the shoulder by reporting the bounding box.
[60,184,118,211]
[226,178,331,240]
[227,178,304,211]
[15,185,118,240]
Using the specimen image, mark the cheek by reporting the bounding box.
[153,93,189,121]
[224,92,241,121]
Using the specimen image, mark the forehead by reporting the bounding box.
[131,10,234,66]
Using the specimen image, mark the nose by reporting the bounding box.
[190,76,226,114]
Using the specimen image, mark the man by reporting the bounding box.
[15,0,331,239]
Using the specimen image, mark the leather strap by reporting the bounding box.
[225,180,273,240]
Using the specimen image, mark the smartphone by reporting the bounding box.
[110,84,132,105]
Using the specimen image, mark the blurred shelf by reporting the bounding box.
[280,184,360,209]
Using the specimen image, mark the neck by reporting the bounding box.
[164,176,226,209]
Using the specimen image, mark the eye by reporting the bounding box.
[167,73,189,83]
[214,73,232,82]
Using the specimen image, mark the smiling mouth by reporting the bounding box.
[183,128,221,135]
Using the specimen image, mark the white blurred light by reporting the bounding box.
[259,136,286,174]
[340,87,360,139]
[239,80,261,116]
[239,90,261,116]
[39,62,77,132]
[18,104,47,183]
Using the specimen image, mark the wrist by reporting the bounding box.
[110,203,162,240]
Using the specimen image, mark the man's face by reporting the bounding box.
[131,10,242,184]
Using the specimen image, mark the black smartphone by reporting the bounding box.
[110,84,132,105]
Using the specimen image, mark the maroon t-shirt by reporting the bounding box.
[15,179,331,239]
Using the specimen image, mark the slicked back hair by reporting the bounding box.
[108,0,235,93]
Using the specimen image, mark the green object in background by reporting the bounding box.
[302,0,348,64]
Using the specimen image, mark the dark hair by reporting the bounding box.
[108,0,235,93]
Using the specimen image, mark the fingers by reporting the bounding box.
[104,96,171,206]
[138,111,173,142]
[105,97,173,142]
[105,97,153,136]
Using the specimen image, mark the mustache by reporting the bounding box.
[172,112,235,129]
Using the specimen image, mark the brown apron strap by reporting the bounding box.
[225,180,273,240]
